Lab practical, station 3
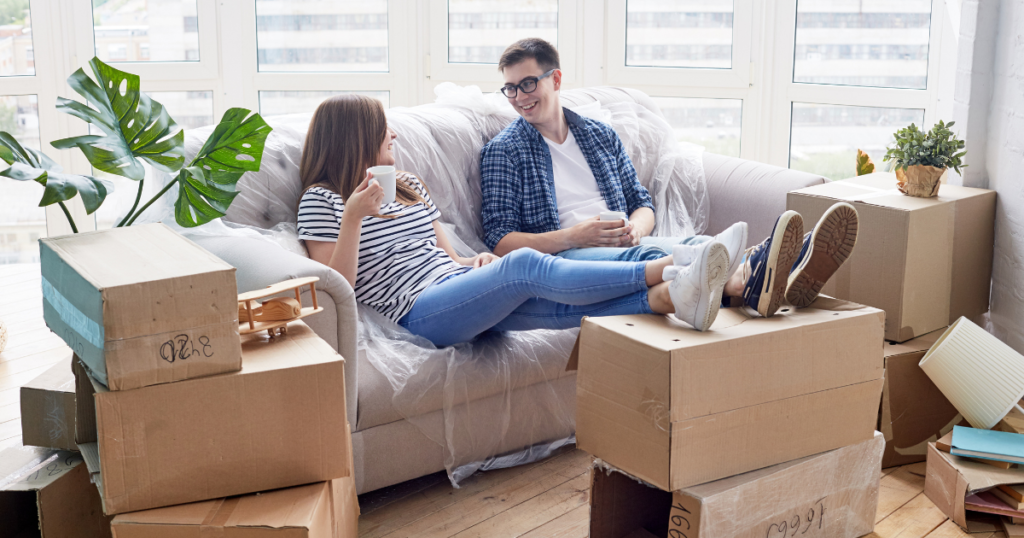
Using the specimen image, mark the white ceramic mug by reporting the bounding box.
[599,210,628,223]
[368,165,397,205]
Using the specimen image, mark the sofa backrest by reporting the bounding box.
[178,86,708,254]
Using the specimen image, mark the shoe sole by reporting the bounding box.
[786,204,859,308]
[757,211,804,318]
[694,242,730,331]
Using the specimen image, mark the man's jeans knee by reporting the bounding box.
[554,235,713,263]
[556,244,668,262]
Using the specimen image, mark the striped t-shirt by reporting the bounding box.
[297,173,470,322]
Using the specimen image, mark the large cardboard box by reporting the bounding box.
[787,173,996,342]
[20,354,77,451]
[0,446,112,538]
[924,441,1024,531]
[879,329,963,468]
[39,223,241,390]
[74,320,350,515]
[590,432,884,538]
[573,297,885,491]
[108,423,360,538]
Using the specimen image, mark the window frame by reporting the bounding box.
[764,0,946,167]
[427,0,579,89]
[605,0,754,89]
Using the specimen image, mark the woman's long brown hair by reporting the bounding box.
[299,94,426,215]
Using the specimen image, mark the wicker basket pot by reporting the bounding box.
[896,164,947,198]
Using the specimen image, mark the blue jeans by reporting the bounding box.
[556,235,713,262]
[398,248,653,346]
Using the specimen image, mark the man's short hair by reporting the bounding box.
[498,38,560,73]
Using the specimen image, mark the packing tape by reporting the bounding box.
[836,186,903,203]
[200,497,241,535]
[41,276,104,349]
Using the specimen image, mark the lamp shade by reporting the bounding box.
[919,317,1024,429]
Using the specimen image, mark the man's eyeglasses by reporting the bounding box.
[500,69,556,98]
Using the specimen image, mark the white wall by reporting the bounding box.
[976,0,1024,351]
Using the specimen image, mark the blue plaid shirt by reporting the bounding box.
[480,108,655,250]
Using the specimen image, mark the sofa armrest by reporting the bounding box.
[702,153,827,247]
[189,234,359,430]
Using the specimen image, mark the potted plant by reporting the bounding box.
[0,57,271,232]
[883,120,966,198]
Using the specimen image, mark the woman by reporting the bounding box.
[297,95,729,347]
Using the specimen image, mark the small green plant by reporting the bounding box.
[883,120,967,174]
[0,57,272,233]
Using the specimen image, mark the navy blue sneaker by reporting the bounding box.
[786,203,859,308]
[741,211,804,317]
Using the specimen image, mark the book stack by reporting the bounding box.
[12,225,357,538]
[572,299,888,537]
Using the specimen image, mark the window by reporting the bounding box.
[652,97,742,157]
[93,0,200,63]
[0,94,43,263]
[789,103,924,180]
[626,0,734,69]
[793,0,932,90]
[0,0,34,77]
[255,0,389,73]
[94,91,215,230]
[259,91,390,117]
[447,0,558,64]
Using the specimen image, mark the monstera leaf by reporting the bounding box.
[51,57,184,181]
[0,132,113,224]
[172,108,272,227]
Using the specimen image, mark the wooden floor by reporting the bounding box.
[0,263,1006,538]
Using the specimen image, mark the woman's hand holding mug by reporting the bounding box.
[346,172,385,220]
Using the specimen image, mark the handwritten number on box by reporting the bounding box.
[668,502,691,537]
[159,334,213,363]
[766,497,826,537]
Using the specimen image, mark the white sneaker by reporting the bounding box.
[668,222,748,279]
[668,239,730,331]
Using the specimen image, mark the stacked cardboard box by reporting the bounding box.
[787,174,996,343]
[572,297,887,537]
[19,225,358,537]
[878,330,964,467]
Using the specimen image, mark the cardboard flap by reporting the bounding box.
[0,446,73,492]
[942,449,1024,492]
[112,482,328,530]
[566,330,581,372]
[79,443,101,475]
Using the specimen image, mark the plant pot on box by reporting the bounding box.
[896,164,947,198]
[884,120,966,199]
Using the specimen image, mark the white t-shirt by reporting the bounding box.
[543,130,609,229]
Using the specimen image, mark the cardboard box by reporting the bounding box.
[589,432,884,538]
[74,320,350,515]
[108,422,360,538]
[879,329,964,467]
[924,441,1024,531]
[20,354,78,450]
[572,297,885,491]
[787,173,996,342]
[0,446,112,538]
[39,223,241,390]
[108,478,359,537]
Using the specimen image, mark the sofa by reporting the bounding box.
[180,87,827,494]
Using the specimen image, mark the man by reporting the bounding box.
[480,38,859,321]
[480,38,698,263]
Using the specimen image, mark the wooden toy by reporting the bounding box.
[237,277,323,338]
